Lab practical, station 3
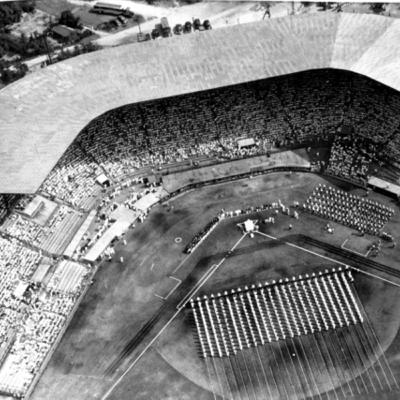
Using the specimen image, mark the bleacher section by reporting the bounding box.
[39,144,104,210]
[33,69,400,210]
[46,261,90,295]
[1,205,85,255]
[0,236,92,398]
[1,68,400,399]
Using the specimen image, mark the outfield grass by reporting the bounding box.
[32,172,400,400]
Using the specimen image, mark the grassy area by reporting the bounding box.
[36,0,77,16]
[32,171,400,400]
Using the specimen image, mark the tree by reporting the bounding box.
[19,32,28,54]
[370,3,385,14]
[59,10,81,29]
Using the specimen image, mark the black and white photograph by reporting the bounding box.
[1,0,400,399]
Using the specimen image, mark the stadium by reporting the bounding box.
[1,11,400,400]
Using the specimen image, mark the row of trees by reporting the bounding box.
[0,61,28,85]
[56,42,100,62]
[0,32,52,59]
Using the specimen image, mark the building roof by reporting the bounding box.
[52,24,77,38]
[237,138,255,148]
[368,176,400,197]
[1,13,400,193]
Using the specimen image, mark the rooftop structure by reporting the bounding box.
[1,13,400,193]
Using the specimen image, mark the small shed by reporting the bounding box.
[237,138,255,149]
[96,173,110,187]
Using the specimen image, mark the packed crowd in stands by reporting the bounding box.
[0,195,19,225]
[39,144,104,210]
[0,195,7,224]
[303,184,394,235]
[326,127,378,184]
[36,69,400,209]
[1,205,84,254]
[0,235,92,397]
[1,68,400,397]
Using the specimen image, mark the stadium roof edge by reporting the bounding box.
[1,12,400,193]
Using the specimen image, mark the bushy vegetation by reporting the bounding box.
[56,42,100,62]
[0,60,28,84]
[58,10,82,29]
[0,1,36,30]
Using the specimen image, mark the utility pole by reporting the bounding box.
[41,33,52,65]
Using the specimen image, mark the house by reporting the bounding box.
[52,25,79,43]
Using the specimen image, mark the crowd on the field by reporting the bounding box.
[184,216,221,254]
[303,184,394,235]
[192,267,362,359]
[1,69,400,396]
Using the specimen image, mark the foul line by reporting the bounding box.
[165,276,182,299]
[101,232,247,400]
[351,266,400,288]
[176,232,247,310]
[255,231,400,287]
[255,231,347,266]
[172,253,192,274]
[154,276,182,300]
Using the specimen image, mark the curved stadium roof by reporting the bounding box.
[1,12,400,193]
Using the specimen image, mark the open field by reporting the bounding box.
[31,171,400,400]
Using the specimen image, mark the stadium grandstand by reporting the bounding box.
[1,13,400,193]
[0,11,400,400]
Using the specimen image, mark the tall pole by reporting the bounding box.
[42,33,52,65]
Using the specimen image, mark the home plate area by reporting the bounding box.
[190,267,399,400]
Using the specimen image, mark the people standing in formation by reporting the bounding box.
[190,267,363,359]
[304,184,394,235]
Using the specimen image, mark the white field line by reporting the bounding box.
[341,237,371,257]
[150,262,155,271]
[172,253,192,274]
[351,267,400,288]
[164,277,182,300]
[139,258,147,267]
[255,231,348,267]
[176,232,248,309]
[176,263,218,310]
[255,231,400,287]
[101,232,247,400]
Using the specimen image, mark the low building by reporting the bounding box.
[52,25,79,43]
